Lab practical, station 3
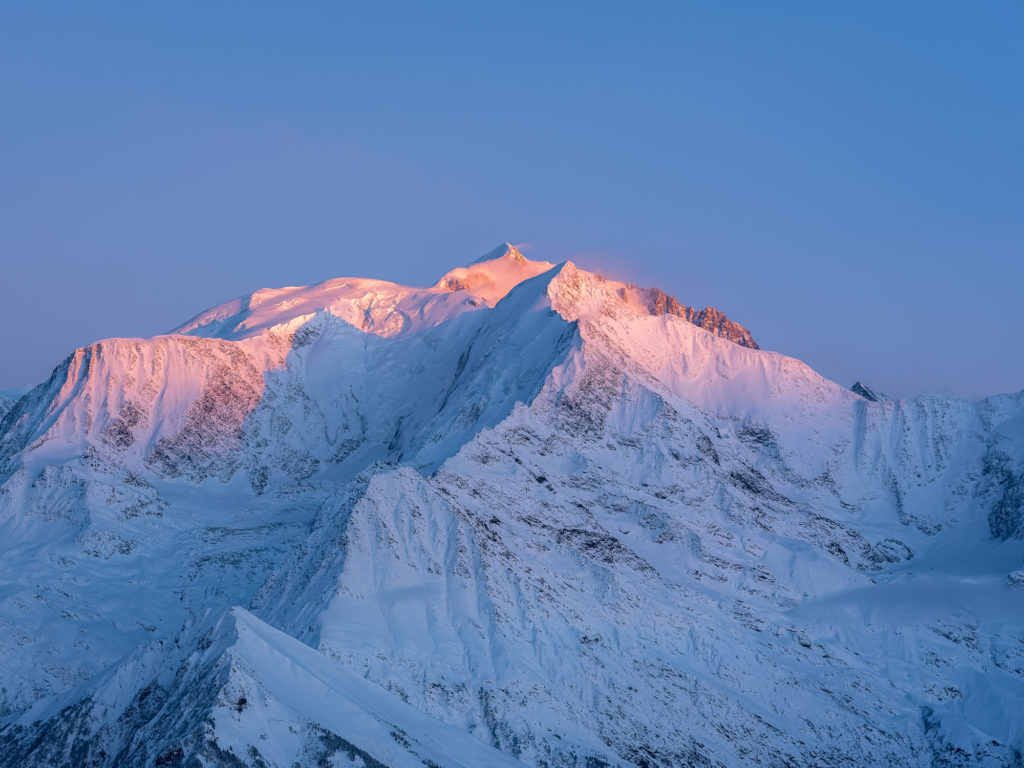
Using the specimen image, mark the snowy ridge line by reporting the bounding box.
[218,606,530,768]
[170,242,759,349]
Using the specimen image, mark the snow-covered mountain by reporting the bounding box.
[0,244,1021,767]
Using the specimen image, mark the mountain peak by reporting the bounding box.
[435,244,555,304]
[466,242,527,267]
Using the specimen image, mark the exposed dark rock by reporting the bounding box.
[851,382,888,402]
[641,286,760,349]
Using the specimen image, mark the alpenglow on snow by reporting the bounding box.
[0,243,1022,767]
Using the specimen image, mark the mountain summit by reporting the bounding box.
[0,244,1021,767]
[174,243,759,349]
[464,240,530,266]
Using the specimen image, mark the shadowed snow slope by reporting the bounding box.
[0,244,1022,767]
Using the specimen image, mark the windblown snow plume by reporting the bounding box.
[0,243,1021,767]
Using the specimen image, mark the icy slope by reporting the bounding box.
[0,244,1022,767]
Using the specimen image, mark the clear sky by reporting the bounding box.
[1,2,1021,398]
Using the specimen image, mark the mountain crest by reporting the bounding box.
[466,241,528,266]
[171,242,759,350]
[543,261,760,349]
[434,243,555,304]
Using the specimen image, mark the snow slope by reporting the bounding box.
[1,244,1021,767]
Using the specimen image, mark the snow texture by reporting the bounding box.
[0,245,1022,767]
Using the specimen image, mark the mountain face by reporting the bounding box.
[0,244,1022,768]
[0,389,27,424]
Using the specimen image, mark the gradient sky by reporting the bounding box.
[1,2,1021,398]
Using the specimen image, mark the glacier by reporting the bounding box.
[0,244,1021,767]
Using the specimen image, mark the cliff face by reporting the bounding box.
[641,285,760,349]
[0,245,1021,768]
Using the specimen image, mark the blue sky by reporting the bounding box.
[1,2,1021,397]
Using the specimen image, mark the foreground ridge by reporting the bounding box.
[0,243,1022,767]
